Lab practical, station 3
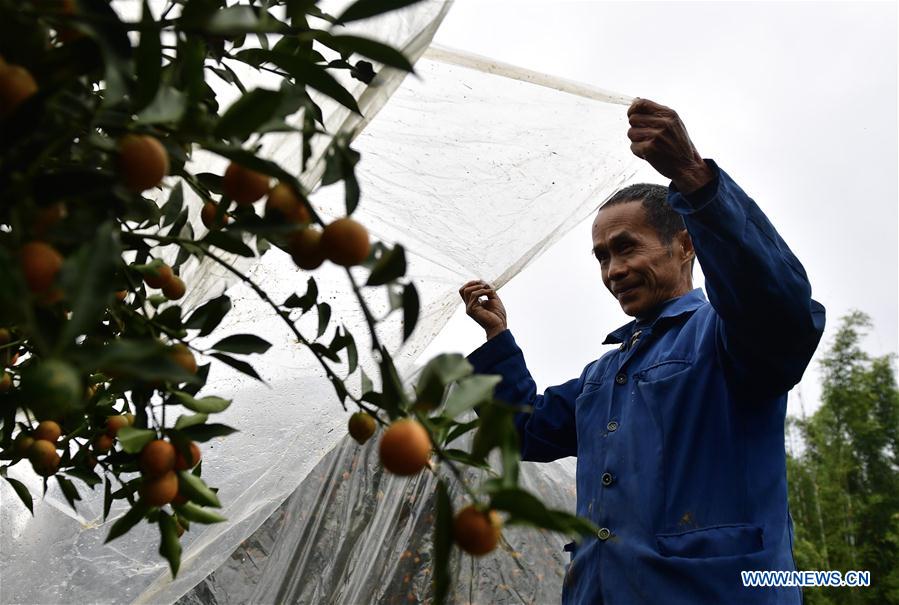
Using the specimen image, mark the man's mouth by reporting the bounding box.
[614,285,639,298]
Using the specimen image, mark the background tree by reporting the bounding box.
[787,311,899,604]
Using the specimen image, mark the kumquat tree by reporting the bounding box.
[0,0,596,599]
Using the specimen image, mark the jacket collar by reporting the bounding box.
[602,288,707,344]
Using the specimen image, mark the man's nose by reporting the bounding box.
[607,257,628,281]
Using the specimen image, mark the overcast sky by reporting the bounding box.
[418,0,898,418]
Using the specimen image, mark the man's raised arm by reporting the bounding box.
[459,281,583,461]
[628,98,826,397]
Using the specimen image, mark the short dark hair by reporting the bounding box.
[601,183,686,245]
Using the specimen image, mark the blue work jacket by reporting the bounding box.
[466,160,826,604]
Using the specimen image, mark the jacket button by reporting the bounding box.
[597,527,611,540]
[601,472,613,486]
[607,420,619,432]
[615,373,627,385]
[618,343,626,352]
[630,330,642,347]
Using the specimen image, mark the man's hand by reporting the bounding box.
[627,98,714,194]
[459,280,507,340]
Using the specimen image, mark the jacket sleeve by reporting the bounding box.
[466,329,585,462]
[667,159,826,398]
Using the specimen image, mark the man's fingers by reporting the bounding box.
[464,286,495,304]
[460,283,495,304]
[458,279,482,295]
[627,127,661,143]
[464,287,498,315]
[459,280,486,298]
[628,113,669,128]
[630,140,653,160]
[627,97,673,118]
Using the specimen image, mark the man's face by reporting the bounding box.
[592,200,691,317]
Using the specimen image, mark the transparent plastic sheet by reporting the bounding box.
[0,22,642,605]
[172,53,640,604]
[177,427,579,605]
[158,0,457,311]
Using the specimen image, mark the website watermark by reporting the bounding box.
[741,570,871,588]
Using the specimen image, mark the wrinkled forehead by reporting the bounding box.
[592,200,649,241]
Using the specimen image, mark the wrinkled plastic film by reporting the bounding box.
[1,13,642,605]
[172,53,641,604]
[178,427,579,605]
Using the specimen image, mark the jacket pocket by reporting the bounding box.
[656,523,764,559]
[637,359,692,383]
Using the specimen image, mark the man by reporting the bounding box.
[458,98,825,604]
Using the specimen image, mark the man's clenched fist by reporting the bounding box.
[459,280,507,340]
[627,98,714,194]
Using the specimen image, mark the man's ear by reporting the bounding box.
[678,230,695,265]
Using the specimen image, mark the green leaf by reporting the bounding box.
[328,374,348,404]
[174,413,209,430]
[443,418,480,446]
[177,471,221,508]
[206,5,266,35]
[209,352,264,382]
[471,403,517,462]
[336,0,425,24]
[158,512,182,578]
[203,231,256,257]
[64,467,102,488]
[361,368,373,395]
[4,477,33,514]
[444,375,502,420]
[316,302,331,338]
[378,346,407,418]
[343,327,358,374]
[160,183,185,228]
[416,354,473,408]
[211,334,272,355]
[499,423,520,488]
[267,53,360,114]
[310,342,340,363]
[78,0,133,105]
[118,426,157,454]
[136,86,187,125]
[184,295,232,336]
[171,391,231,413]
[443,448,491,469]
[433,480,452,605]
[174,501,227,524]
[56,476,82,511]
[215,88,285,141]
[105,503,148,543]
[366,244,405,286]
[58,222,121,347]
[489,488,598,538]
[179,423,238,442]
[134,0,162,109]
[402,282,419,342]
[196,172,223,194]
[103,477,112,521]
[205,144,298,186]
[344,171,360,215]
[284,277,317,312]
[156,305,184,333]
[165,208,190,239]
[326,35,414,72]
